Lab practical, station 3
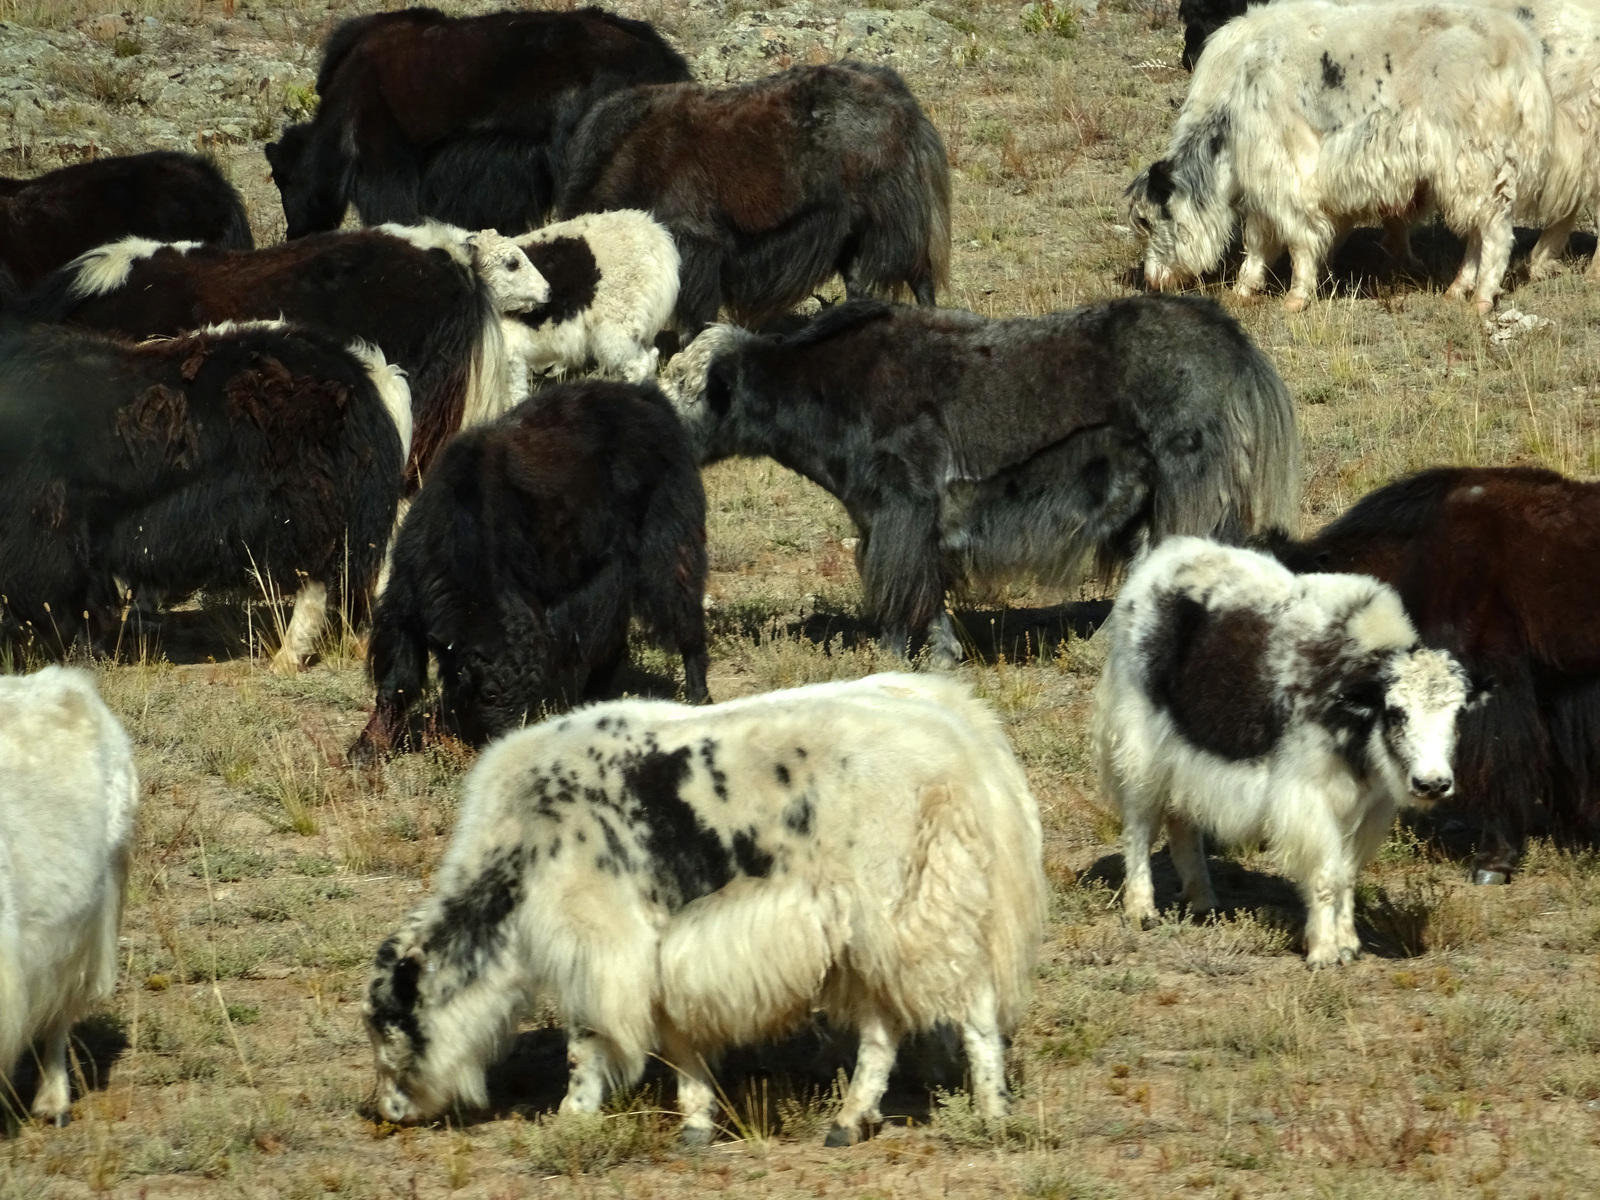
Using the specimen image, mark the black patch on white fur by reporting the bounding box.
[429,846,528,974]
[699,739,729,801]
[774,763,791,787]
[783,795,815,836]
[624,746,735,903]
[1320,53,1345,89]
[515,237,601,331]
[732,828,774,877]
[368,936,428,1055]
[1145,592,1284,760]
[1291,633,1388,777]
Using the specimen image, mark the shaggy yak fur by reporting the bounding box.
[659,296,1300,663]
[349,380,709,761]
[0,667,139,1126]
[363,673,1046,1145]
[0,151,251,308]
[1257,466,1600,881]
[1173,0,1600,283]
[0,321,410,672]
[14,227,509,486]
[1128,2,1554,312]
[556,62,951,333]
[263,6,690,238]
[1094,537,1476,966]
[502,209,680,395]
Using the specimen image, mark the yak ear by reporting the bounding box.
[704,357,736,419]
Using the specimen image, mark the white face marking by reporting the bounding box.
[1381,648,1471,799]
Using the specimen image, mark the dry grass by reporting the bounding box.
[4,0,1600,1196]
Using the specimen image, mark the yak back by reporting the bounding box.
[314,6,690,148]
[727,294,1266,481]
[1261,466,1600,676]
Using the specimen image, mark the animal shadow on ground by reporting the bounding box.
[1,1013,129,1134]
[477,1023,965,1130]
[1118,223,1596,301]
[766,600,1112,666]
[1083,848,1434,961]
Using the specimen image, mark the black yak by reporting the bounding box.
[0,320,409,671]
[14,227,512,486]
[350,379,709,760]
[264,6,691,238]
[1177,0,1253,70]
[0,151,250,306]
[556,62,951,333]
[1257,466,1600,882]
[661,296,1301,663]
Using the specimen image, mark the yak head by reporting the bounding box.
[264,123,348,240]
[1125,113,1235,290]
[363,926,488,1125]
[657,323,758,463]
[1374,647,1480,803]
[469,231,549,314]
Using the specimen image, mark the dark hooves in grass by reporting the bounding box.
[824,1122,873,1147]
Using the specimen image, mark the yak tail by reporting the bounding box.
[461,289,512,431]
[1151,337,1301,546]
[916,113,953,295]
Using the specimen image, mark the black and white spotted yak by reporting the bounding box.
[349,379,709,761]
[556,62,951,333]
[660,295,1301,663]
[0,320,410,671]
[363,673,1046,1146]
[1094,537,1479,966]
[264,6,691,238]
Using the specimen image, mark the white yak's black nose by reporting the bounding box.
[1410,774,1453,799]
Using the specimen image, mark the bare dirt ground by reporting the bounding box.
[5,1,1600,1197]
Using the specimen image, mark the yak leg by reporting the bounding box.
[658,1024,719,1148]
[826,1008,901,1147]
[270,580,328,675]
[1119,793,1162,930]
[1446,231,1483,302]
[861,504,945,663]
[1471,202,1516,314]
[1529,214,1576,283]
[30,1017,73,1126]
[1282,239,1324,313]
[960,985,1011,1121]
[1235,213,1283,300]
[560,1027,638,1116]
[1165,814,1217,919]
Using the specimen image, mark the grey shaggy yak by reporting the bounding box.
[661,296,1301,663]
[556,62,950,333]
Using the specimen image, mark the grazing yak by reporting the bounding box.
[0,321,409,672]
[1257,466,1600,882]
[1174,0,1600,283]
[556,62,951,333]
[1,667,139,1126]
[14,225,520,486]
[502,210,679,397]
[659,296,1300,664]
[363,673,1046,1146]
[1129,2,1554,312]
[1094,537,1477,966]
[264,6,690,238]
[349,380,708,761]
[0,151,251,307]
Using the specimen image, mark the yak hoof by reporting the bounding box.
[824,1123,862,1148]
[1338,947,1359,965]
[1473,868,1510,886]
[678,1126,714,1150]
[48,1110,70,1129]
[1474,297,1496,316]
[1136,913,1160,932]
[1282,294,1309,314]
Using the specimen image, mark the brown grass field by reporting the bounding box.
[5,1,1600,1196]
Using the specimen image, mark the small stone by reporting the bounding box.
[1472,868,1510,885]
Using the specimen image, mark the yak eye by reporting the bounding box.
[505,257,519,271]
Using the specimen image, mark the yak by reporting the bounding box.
[264,6,690,238]
[350,379,709,760]
[14,226,513,486]
[0,151,250,307]
[1257,466,1600,882]
[0,320,409,672]
[1095,537,1476,966]
[363,673,1045,1146]
[556,62,951,333]
[660,296,1301,664]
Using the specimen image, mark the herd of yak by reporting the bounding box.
[3,0,1600,1142]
